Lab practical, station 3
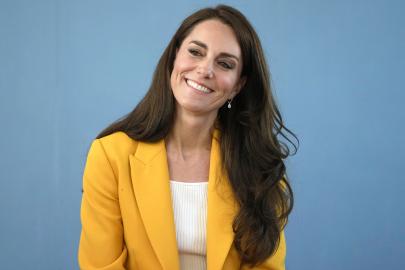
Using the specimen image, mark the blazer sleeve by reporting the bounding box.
[78,139,127,269]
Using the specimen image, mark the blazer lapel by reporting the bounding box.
[129,140,180,270]
[207,131,239,270]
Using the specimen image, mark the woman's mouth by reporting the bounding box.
[185,79,213,94]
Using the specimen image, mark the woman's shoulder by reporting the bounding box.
[94,131,139,160]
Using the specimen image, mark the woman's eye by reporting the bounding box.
[218,61,234,70]
[188,49,202,56]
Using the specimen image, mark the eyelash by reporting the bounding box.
[218,61,232,69]
[187,48,234,70]
[188,48,202,56]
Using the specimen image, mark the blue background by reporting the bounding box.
[1,0,404,269]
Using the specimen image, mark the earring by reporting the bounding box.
[227,99,232,109]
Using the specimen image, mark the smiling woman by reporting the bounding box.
[78,4,297,270]
[171,19,245,118]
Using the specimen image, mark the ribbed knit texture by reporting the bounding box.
[170,180,208,270]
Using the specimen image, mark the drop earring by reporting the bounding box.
[227,99,232,109]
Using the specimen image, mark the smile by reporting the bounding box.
[186,79,213,93]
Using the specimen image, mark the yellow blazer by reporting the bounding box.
[78,131,286,270]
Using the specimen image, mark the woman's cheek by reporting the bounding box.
[177,56,196,71]
[221,76,237,93]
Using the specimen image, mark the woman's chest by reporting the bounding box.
[167,152,210,182]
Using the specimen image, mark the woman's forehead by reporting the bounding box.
[182,19,241,57]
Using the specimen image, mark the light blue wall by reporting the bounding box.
[1,0,404,269]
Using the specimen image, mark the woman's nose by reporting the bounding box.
[197,60,214,79]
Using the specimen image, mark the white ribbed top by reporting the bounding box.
[169,180,208,270]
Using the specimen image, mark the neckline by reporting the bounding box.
[170,180,208,185]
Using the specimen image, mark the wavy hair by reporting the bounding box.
[97,5,298,267]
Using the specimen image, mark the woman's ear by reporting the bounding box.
[234,76,246,97]
[229,76,246,100]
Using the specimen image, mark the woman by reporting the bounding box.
[79,4,297,270]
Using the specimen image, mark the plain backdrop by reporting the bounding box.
[1,0,404,269]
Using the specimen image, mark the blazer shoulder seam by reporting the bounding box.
[96,139,119,184]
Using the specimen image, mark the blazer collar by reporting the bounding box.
[129,130,238,270]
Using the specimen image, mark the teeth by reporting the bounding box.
[186,79,212,93]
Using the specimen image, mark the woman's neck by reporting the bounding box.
[166,109,216,159]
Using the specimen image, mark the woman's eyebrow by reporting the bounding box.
[189,40,208,49]
[189,40,239,62]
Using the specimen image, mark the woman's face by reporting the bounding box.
[170,19,245,118]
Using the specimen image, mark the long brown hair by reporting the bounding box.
[97,5,298,267]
